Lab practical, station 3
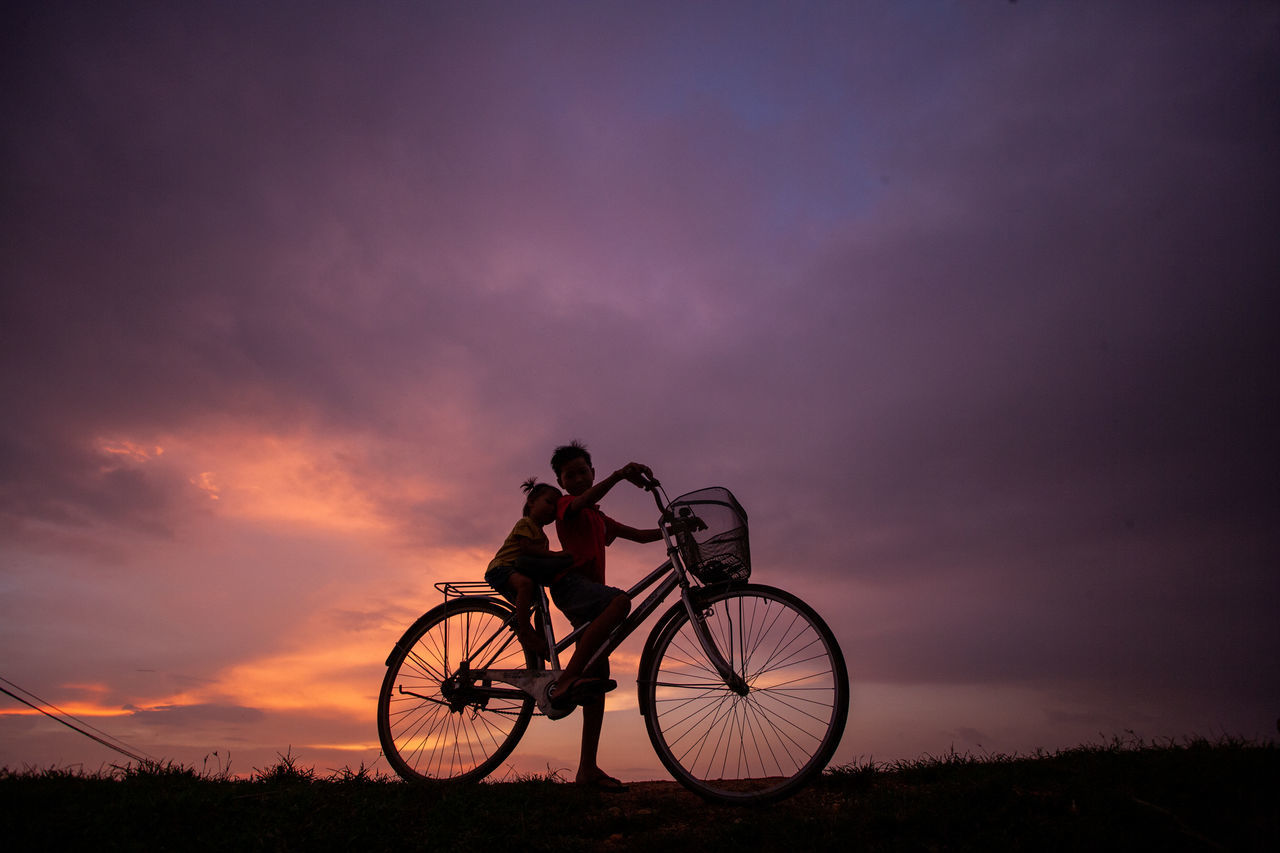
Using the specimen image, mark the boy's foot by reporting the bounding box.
[576,770,629,792]
[548,676,616,711]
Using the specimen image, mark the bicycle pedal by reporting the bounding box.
[542,682,575,720]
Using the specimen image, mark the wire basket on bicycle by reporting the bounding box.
[665,487,750,584]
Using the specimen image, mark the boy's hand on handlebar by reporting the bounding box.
[618,462,657,490]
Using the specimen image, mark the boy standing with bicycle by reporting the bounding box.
[548,441,662,792]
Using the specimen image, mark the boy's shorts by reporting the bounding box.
[550,572,626,628]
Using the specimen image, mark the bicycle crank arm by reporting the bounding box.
[477,668,567,718]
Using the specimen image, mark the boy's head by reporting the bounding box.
[551,441,594,496]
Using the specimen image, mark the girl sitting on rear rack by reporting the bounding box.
[484,479,573,660]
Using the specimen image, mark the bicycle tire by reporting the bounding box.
[639,583,848,804]
[377,597,537,783]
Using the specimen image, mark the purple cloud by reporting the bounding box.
[3,1,1277,771]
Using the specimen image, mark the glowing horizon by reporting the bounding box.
[3,2,1277,780]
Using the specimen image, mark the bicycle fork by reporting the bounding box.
[683,591,750,695]
[605,570,751,697]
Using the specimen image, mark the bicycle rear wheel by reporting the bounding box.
[639,584,848,804]
[377,598,536,783]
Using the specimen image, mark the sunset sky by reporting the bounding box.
[3,2,1277,780]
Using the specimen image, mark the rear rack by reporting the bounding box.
[434,580,500,601]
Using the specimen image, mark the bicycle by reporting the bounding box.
[376,478,849,804]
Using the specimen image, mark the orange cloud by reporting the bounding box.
[0,703,133,719]
[95,439,164,466]
[208,647,385,718]
[191,471,220,500]
[0,681,136,719]
[193,434,391,533]
[101,428,416,534]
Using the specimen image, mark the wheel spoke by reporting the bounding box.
[377,599,536,783]
[643,586,848,804]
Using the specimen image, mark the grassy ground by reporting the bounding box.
[3,737,1275,851]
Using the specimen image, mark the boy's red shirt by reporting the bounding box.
[555,494,620,584]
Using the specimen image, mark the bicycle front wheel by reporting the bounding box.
[377,598,536,783]
[639,584,848,804]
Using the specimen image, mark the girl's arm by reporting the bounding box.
[515,535,568,558]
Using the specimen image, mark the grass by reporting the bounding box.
[3,736,1275,851]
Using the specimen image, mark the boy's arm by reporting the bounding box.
[611,522,662,544]
[565,462,654,515]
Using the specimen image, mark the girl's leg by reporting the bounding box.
[510,573,548,658]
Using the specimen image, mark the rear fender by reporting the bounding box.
[384,597,513,667]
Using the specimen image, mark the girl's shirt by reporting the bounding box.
[487,516,549,572]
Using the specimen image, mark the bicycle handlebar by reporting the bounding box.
[646,477,711,534]
[646,475,668,511]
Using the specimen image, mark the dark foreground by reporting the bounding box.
[4,739,1276,851]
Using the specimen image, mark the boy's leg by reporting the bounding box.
[577,693,606,783]
[546,577,631,788]
[576,652,626,787]
[569,603,628,789]
[558,593,629,689]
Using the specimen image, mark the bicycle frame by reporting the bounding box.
[448,481,746,717]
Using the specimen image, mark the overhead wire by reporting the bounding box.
[0,674,155,765]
